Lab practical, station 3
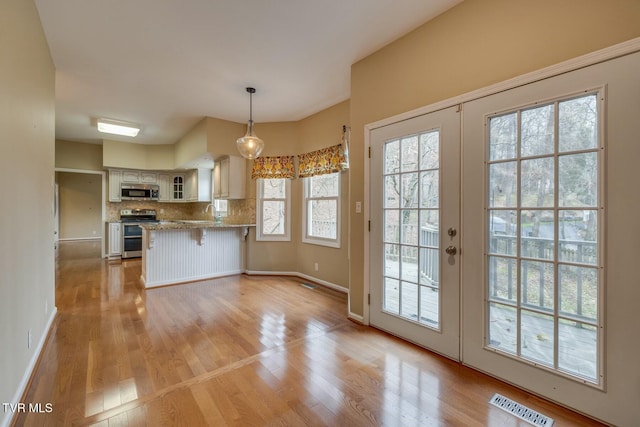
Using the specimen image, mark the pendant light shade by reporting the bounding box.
[236,87,264,159]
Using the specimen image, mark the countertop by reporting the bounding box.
[139,220,256,231]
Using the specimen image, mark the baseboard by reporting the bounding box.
[348,312,365,324]
[245,270,348,294]
[2,307,57,427]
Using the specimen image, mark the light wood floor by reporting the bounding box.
[14,241,605,426]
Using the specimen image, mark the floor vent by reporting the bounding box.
[300,283,316,290]
[489,393,554,427]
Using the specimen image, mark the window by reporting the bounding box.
[302,172,340,247]
[486,92,603,384]
[257,178,290,241]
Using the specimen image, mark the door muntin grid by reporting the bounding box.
[382,129,441,329]
[486,92,603,385]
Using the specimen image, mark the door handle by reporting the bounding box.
[445,246,457,256]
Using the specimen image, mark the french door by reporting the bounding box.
[369,106,460,360]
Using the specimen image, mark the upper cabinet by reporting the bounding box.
[108,170,122,202]
[214,156,245,199]
[108,168,212,203]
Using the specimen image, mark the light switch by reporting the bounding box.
[355,201,362,213]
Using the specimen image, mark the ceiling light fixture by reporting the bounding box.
[236,87,264,159]
[97,118,140,137]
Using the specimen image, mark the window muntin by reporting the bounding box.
[257,178,290,241]
[486,92,602,385]
[302,173,340,247]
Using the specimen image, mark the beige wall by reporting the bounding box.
[348,0,640,316]
[175,119,207,168]
[56,139,103,170]
[0,1,55,425]
[103,139,174,170]
[57,172,103,239]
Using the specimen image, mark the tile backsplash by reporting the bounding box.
[106,199,256,224]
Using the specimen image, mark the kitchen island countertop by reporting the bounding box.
[140,220,255,231]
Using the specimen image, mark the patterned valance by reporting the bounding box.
[251,155,295,179]
[297,144,347,178]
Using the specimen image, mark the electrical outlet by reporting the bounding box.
[314,262,319,271]
[45,299,48,315]
[28,329,32,349]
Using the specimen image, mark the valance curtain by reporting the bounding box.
[297,144,347,178]
[251,155,295,179]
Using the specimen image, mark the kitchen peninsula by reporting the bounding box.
[139,221,254,288]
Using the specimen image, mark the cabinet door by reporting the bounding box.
[220,157,230,198]
[108,222,122,256]
[227,156,246,199]
[171,174,185,201]
[213,163,222,198]
[108,170,122,202]
[140,172,157,183]
[122,170,141,183]
[158,174,170,202]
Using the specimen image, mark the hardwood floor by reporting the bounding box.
[14,241,604,426]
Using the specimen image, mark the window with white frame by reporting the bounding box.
[302,172,340,247]
[257,178,291,241]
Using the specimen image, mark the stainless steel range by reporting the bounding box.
[120,209,158,259]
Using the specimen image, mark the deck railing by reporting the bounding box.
[489,234,597,319]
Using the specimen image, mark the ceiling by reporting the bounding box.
[35,0,461,146]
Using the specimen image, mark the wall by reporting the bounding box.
[348,0,640,316]
[0,1,55,426]
[55,139,102,170]
[103,139,174,170]
[57,172,102,239]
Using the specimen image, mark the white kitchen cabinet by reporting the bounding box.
[157,173,170,202]
[186,169,212,202]
[171,174,185,201]
[121,170,141,183]
[108,170,122,202]
[108,222,122,257]
[214,156,245,199]
[140,172,157,183]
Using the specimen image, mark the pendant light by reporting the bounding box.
[236,87,264,159]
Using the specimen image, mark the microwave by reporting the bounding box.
[120,184,159,201]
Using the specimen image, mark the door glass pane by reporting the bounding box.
[419,248,439,287]
[489,162,517,208]
[400,246,419,283]
[420,131,439,169]
[559,153,598,207]
[520,310,554,367]
[400,281,418,320]
[558,319,597,380]
[521,104,554,157]
[559,210,597,265]
[384,278,400,314]
[402,173,419,208]
[486,92,601,384]
[559,265,598,321]
[420,170,439,208]
[384,244,400,279]
[382,129,441,330]
[489,302,517,354]
[559,95,598,152]
[520,210,554,260]
[521,158,554,207]
[520,260,554,311]
[401,135,419,172]
[420,287,439,325]
[488,256,517,303]
[489,112,517,161]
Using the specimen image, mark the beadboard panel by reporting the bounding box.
[142,228,244,287]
